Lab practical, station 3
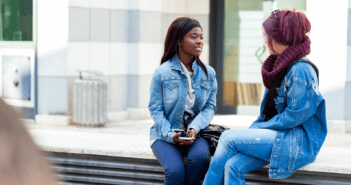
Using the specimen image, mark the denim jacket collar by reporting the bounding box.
[170,54,198,74]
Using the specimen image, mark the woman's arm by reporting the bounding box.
[148,71,175,143]
[188,72,218,134]
[256,75,319,130]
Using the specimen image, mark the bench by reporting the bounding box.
[29,128,351,185]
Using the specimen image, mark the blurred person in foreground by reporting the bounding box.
[203,9,327,185]
[0,98,58,184]
[148,17,217,185]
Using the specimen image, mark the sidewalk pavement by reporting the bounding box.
[24,115,351,149]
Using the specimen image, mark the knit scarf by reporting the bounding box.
[261,36,311,89]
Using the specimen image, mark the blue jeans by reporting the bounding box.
[152,137,211,185]
[203,129,277,185]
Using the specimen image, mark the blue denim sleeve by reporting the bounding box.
[188,72,218,133]
[256,78,318,130]
[148,71,175,144]
[249,89,268,129]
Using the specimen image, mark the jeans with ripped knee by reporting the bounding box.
[202,129,277,185]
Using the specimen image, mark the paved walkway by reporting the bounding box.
[24,115,351,148]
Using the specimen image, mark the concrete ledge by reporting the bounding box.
[35,115,70,126]
[28,128,351,175]
[298,147,351,174]
[30,129,155,159]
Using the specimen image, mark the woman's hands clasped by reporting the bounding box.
[172,128,197,145]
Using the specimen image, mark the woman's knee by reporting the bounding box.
[188,152,210,167]
[219,129,240,147]
[164,164,185,183]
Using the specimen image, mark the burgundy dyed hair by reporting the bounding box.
[161,17,208,80]
[263,9,311,53]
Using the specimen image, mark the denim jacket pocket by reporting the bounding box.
[274,96,286,114]
[200,80,212,101]
[164,80,179,101]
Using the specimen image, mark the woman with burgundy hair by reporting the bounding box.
[148,17,217,185]
[203,9,327,184]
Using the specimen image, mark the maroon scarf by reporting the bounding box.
[261,36,311,89]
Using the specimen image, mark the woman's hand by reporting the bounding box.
[187,128,197,140]
[172,133,194,145]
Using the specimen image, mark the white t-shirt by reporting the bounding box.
[179,62,195,117]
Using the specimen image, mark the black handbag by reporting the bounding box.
[198,124,230,155]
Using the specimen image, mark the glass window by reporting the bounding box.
[223,0,306,107]
[223,0,264,106]
[0,0,33,41]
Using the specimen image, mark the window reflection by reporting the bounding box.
[223,0,264,106]
[1,0,33,41]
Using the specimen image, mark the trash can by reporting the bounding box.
[73,70,107,127]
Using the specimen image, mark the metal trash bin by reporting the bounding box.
[73,70,107,127]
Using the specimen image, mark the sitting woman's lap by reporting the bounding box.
[219,129,277,161]
[152,137,210,185]
[203,129,277,185]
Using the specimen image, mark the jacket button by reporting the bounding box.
[274,154,277,158]
[179,114,182,116]
[276,139,280,142]
[273,173,276,176]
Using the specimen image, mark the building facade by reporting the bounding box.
[1,0,351,132]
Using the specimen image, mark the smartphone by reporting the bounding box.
[172,129,192,140]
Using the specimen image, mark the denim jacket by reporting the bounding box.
[149,54,217,144]
[249,57,327,179]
